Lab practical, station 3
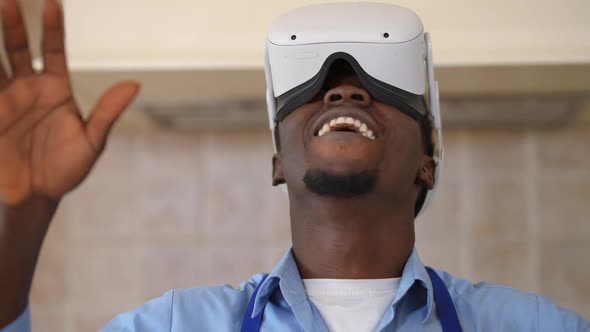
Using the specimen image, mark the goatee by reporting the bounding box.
[303,168,377,197]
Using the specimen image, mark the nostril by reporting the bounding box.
[329,94,343,102]
[351,94,364,102]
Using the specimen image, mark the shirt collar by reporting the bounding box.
[390,248,435,323]
[252,247,308,317]
[251,247,435,322]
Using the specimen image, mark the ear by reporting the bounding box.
[415,155,436,190]
[272,153,286,186]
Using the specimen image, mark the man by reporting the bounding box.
[0,0,588,331]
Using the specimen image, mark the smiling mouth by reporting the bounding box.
[316,116,376,140]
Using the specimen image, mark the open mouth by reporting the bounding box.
[315,116,376,140]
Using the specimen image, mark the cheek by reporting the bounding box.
[278,101,322,141]
[276,118,310,183]
[379,115,423,183]
[278,104,319,143]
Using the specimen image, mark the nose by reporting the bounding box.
[323,85,372,108]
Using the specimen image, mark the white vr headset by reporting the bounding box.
[263,2,443,217]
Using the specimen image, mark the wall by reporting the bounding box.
[28,109,590,331]
[61,0,590,68]
[4,0,587,330]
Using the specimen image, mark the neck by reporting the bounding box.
[290,192,415,279]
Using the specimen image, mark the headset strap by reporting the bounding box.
[241,274,269,332]
[425,267,463,332]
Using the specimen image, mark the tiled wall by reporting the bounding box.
[29,116,590,330]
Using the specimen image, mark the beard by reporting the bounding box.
[303,168,377,198]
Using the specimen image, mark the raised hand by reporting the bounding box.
[0,0,140,206]
[0,1,141,326]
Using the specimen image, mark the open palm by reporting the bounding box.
[0,0,139,205]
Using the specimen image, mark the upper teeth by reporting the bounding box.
[317,116,375,140]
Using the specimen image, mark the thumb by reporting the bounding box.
[85,81,141,152]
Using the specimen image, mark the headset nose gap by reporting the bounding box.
[323,85,372,108]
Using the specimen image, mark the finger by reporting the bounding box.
[85,81,141,151]
[0,55,11,88]
[1,0,34,77]
[42,0,67,75]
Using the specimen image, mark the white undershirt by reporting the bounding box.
[302,278,401,332]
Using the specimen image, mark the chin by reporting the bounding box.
[320,161,373,176]
[306,135,383,172]
[302,166,378,198]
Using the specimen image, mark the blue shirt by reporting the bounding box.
[3,248,589,331]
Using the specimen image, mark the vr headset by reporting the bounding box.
[263,2,443,217]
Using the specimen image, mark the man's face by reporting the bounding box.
[273,61,434,204]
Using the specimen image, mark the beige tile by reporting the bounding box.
[30,306,66,332]
[133,130,203,238]
[415,179,464,275]
[538,178,590,241]
[70,176,202,242]
[67,133,144,241]
[470,177,527,245]
[263,187,291,243]
[139,246,209,299]
[69,130,204,241]
[539,240,590,313]
[67,246,144,312]
[92,131,141,174]
[45,201,73,242]
[201,131,275,241]
[416,239,463,277]
[206,245,266,287]
[26,127,590,325]
[30,244,66,307]
[415,179,461,244]
[263,244,292,272]
[469,130,527,175]
[135,129,201,175]
[73,312,120,332]
[205,180,269,240]
[471,242,534,293]
[537,128,590,174]
[68,174,146,241]
[438,130,463,180]
[134,172,202,239]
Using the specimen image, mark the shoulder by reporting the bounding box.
[101,274,265,332]
[435,270,538,306]
[432,270,590,331]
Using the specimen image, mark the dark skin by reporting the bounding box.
[272,72,436,279]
